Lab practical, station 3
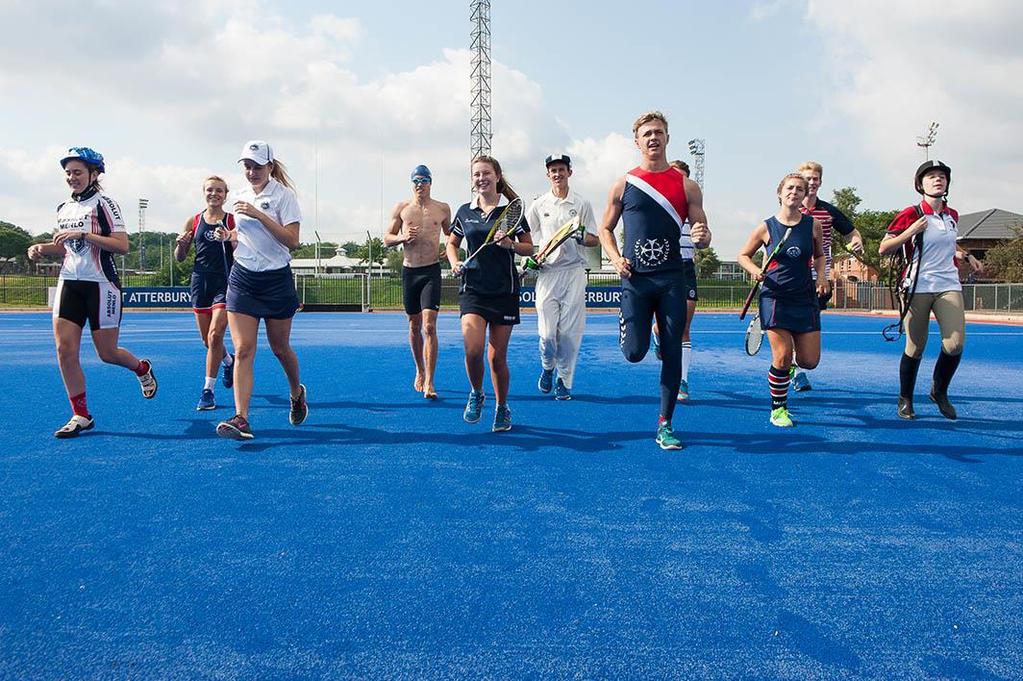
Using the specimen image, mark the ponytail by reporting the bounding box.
[270,159,295,190]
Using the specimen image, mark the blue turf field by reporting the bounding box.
[2,310,1022,678]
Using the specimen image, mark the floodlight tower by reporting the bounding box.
[469,0,493,162]
[687,138,705,189]
[138,198,149,272]
[916,121,939,160]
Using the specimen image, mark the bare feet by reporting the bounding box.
[423,386,438,400]
[413,374,424,392]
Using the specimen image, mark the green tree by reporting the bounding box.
[0,222,32,260]
[982,227,1023,282]
[694,246,720,279]
[828,186,894,277]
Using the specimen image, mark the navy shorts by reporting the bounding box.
[190,271,228,313]
[459,291,520,326]
[682,260,699,302]
[226,263,299,320]
[759,294,821,334]
[402,262,442,315]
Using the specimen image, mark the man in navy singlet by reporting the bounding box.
[598,111,710,450]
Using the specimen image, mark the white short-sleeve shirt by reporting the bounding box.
[56,190,126,283]
[232,178,302,272]
[524,189,597,271]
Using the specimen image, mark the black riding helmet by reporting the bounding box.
[915,160,951,196]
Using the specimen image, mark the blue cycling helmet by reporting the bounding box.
[60,147,106,174]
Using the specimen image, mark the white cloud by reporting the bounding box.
[805,0,1023,213]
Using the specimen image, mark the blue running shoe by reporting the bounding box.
[538,367,554,394]
[196,388,216,411]
[655,419,682,450]
[792,371,812,392]
[222,354,235,389]
[554,378,571,400]
[492,404,512,432]
[463,390,485,424]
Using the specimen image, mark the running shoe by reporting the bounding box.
[196,389,216,411]
[677,379,689,401]
[792,371,812,392]
[137,359,157,398]
[897,396,916,420]
[217,414,253,440]
[652,333,662,361]
[929,389,957,420]
[289,384,308,425]
[54,414,94,439]
[554,378,571,401]
[538,367,554,394]
[492,404,512,432]
[770,406,794,427]
[463,390,485,424]
[222,354,235,389]
[655,419,682,450]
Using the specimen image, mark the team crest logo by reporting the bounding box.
[569,209,578,217]
[785,246,802,259]
[260,201,271,210]
[635,238,669,268]
[204,229,218,241]
[67,235,87,253]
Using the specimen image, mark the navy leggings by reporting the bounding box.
[619,272,689,421]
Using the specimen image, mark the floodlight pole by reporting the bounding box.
[687,138,705,189]
[138,198,149,272]
[916,122,939,160]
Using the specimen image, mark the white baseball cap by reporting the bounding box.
[239,140,274,166]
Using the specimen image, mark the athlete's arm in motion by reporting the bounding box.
[384,201,413,246]
[684,177,711,248]
[494,228,533,256]
[812,218,829,297]
[233,201,300,250]
[878,215,927,255]
[440,203,452,236]
[445,231,465,276]
[599,177,631,278]
[174,217,194,262]
[579,201,601,247]
[737,222,770,281]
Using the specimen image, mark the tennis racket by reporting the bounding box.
[739,226,794,321]
[744,314,764,356]
[521,216,581,275]
[460,197,525,270]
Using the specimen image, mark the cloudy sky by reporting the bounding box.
[2,0,1021,258]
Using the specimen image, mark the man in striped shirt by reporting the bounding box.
[794,161,864,391]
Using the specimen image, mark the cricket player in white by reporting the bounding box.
[524,154,600,400]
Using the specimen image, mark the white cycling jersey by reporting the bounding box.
[56,187,126,284]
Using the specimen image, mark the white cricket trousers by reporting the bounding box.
[535,266,587,388]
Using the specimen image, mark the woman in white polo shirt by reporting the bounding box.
[215,140,306,440]
[879,160,981,421]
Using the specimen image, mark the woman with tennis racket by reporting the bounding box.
[446,155,533,432]
[174,176,236,412]
[879,160,978,421]
[737,173,826,428]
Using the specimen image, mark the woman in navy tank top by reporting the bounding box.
[738,173,826,428]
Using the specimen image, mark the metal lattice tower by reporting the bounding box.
[469,0,492,161]
[687,138,705,189]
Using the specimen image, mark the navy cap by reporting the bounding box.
[410,164,432,181]
[544,153,571,169]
